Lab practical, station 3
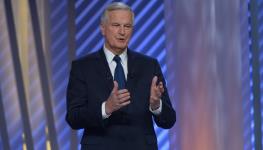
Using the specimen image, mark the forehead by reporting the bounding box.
[107,10,133,23]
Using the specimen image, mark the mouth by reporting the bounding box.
[117,37,126,42]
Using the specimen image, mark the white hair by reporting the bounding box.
[100,2,134,24]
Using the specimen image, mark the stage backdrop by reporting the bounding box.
[0,0,261,150]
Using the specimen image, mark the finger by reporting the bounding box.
[112,81,118,93]
[119,99,131,107]
[119,93,131,101]
[158,82,164,93]
[117,92,130,100]
[159,87,164,93]
[118,89,129,94]
[151,76,158,89]
[119,100,131,107]
[151,87,162,99]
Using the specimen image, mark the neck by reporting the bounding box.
[105,45,126,55]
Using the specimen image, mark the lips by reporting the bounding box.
[117,38,125,42]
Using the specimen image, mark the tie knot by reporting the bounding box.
[113,55,121,63]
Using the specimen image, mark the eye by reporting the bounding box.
[111,23,120,27]
[124,24,132,29]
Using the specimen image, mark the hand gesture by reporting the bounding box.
[105,81,130,115]
[150,76,164,110]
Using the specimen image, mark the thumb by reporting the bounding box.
[112,81,119,93]
[151,76,158,88]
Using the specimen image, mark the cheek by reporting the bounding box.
[106,30,116,39]
[127,32,132,38]
[107,35,117,44]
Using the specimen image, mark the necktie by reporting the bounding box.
[113,55,126,89]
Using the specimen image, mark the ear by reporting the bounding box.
[100,23,105,36]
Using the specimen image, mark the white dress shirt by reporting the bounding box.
[103,46,128,80]
[101,45,162,119]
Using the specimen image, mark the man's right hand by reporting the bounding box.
[105,81,131,115]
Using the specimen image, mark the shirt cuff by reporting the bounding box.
[149,100,162,115]
[102,102,111,119]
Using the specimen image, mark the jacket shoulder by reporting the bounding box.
[129,50,157,63]
[71,51,100,66]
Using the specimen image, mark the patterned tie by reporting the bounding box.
[113,55,126,89]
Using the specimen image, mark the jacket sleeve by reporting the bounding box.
[65,61,108,130]
[152,60,176,129]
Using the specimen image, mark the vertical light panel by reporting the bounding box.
[167,0,244,150]
[49,0,71,149]
[163,0,178,149]
[242,0,256,149]
[0,70,10,149]
[249,0,263,149]
[27,22,48,150]
[0,1,11,149]
[11,1,48,149]
[4,0,38,149]
[1,1,24,149]
[75,0,170,149]
[28,0,61,149]
[247,1,257,150]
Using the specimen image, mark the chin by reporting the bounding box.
[116,48,126,52]
[112,48,125,54]
[116,45,127,50]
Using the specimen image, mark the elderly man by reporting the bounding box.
[66,2,176,150]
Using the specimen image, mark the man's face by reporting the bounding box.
[100,10,133,54]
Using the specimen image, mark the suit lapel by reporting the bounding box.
[95,49,114,92]
[126,50,138,95]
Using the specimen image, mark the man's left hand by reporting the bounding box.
[150,76,164,110]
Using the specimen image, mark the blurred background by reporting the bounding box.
[0,0,262,150]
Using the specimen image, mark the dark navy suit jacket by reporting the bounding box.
[66,49,176,150]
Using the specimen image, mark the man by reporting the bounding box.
[66,2,176,150]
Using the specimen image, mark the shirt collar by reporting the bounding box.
[103,45,127,64]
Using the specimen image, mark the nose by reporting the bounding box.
[118,25,125,35]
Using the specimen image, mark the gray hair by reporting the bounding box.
[100,2,134,24]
